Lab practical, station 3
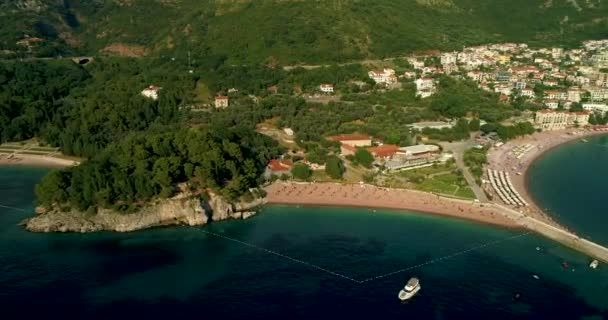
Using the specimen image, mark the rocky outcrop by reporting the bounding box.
[207,192,267,221]
[23,191,267,233]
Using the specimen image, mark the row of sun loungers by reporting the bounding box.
[487,169,528,207]
[511,144,534,159]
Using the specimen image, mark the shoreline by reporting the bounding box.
[265,182,520,228]
[264,129,608,234]
[0,153,79,168]
[486,128,608,231]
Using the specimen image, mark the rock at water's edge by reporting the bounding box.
[24,192,267,233]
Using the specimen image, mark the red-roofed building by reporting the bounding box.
[368,144,400,159]
[327,134,372,147]
[215,96,229,108]
[267,159,293,172]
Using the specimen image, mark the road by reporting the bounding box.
[282,55,412,71]
[439,136,488,202]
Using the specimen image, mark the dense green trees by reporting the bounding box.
[0,61,89,142]
[7,0,608,63]
[469,119,481,131]
[589,112,608,125]
[1,58,195,157]
[464,147,488,184]
[353,148,374,168]
[325,156,345,179]
[496,122,536,140]
[36,128,281,211]
[291,163,312,180]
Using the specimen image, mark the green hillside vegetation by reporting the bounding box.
[36,128,282,212]
[3,0,608,63]
[0,57,195,157]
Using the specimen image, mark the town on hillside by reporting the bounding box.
[130,39,608,200]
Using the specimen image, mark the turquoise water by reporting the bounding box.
[0,166,607,319]
[528,134,608,246]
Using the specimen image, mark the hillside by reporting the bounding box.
[2,0,608,63]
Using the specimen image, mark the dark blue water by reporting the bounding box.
[528,134,608,246]
[1,166,607,319]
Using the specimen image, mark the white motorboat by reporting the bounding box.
[398,277,421,301]
[589,260,599,269]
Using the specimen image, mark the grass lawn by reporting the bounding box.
[380,161,477,199]
[417,179,458,194]
[455,187,476,199]
[194,80,211,104]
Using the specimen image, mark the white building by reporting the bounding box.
[520,88,535,98]
[215,96,229,108]
[512,81,527,90]
[589,87,608,101]
[467,71,485,82]
[415,78,436,98]
[534,110,590,130]
[544,90,567,100]
[494,85,512,96]
[440,52,457,65]
[409,121,454,131]
[141,85,162,100]
[582,103,608,115]
[368,68,397,84]
[283,128,295,136]
[442,64,458,74]
[415,78,435,90]
[567,88,581,103]
[544,100,559,109]
[319,83,334,93]
[407,58,424,69]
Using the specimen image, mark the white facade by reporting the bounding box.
[544,100,559,109]
[415,78,436,98]
[582,103,608,115]
[544,90,567,100]
[534,110,590,130]
[467,71,485,82]
[215,96,229,108]
[320,84,334,93]
[368,68,397,84]
[141,85,161,100]
[440,52,457,65]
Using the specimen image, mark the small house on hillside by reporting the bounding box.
[319,84,334,93]
[327,134,372,147]
[265,159,294,178]
[141,85,162,100]
[215,96,229,108]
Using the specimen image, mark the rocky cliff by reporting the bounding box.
[23,191,266,233]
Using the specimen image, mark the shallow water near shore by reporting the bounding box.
[528,134,608,247]
[1,166,607,319]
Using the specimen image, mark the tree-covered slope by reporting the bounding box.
[2,0,608,62]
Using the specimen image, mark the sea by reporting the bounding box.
[1,142,608,319]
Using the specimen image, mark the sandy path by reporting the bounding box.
[265,182,519,228]
[0,154,78,168]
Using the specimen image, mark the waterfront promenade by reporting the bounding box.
[492,204,608,263]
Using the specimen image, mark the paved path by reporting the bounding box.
[492,204,608,263]
[440,137,488,202]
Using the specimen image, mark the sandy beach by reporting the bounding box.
[265,182,519,227]
[0,153,78,168]
[486,128,608,229]
[265,128,608,232]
